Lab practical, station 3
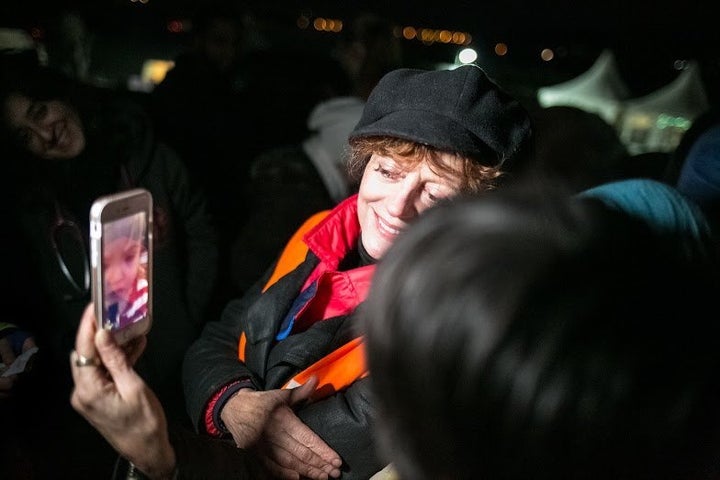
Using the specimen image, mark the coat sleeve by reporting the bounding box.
[297,377,385,480]
[181,274,268,432]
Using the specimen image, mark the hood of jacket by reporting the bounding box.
[302,96,365,203]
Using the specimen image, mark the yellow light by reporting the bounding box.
[402,26,417,40]
[494,43,508,56]
[540,48,554,61]
[141,59,175,85]
[439,30,452,43]
[313,18,326,31]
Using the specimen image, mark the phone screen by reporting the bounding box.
[100,211,150,332]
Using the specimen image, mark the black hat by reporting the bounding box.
[349,64,531,166]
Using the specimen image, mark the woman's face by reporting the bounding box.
[3,92,86,160]
[357,152,463,259]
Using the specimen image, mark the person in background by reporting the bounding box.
[332,12,404,101]
[150,0,249,260]
[363,181,720,480]
[514,105,630,192]
[228,54,360,295]
[70,64,532,479]
[0,62,218,477]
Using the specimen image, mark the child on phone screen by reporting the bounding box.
[102,212,148,330]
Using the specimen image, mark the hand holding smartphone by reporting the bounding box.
[90,189,153,345]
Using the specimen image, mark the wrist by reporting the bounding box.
[213,379,256,434]
[132,438,177,480]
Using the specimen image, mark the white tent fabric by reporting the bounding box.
[617,61,710,154]
[536,49,631,125]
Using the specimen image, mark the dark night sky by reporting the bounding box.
[2,0,717,101]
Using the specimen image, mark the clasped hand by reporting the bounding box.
[221,382,342,480]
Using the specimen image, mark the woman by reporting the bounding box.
[0,64,218,477]
[70,64,532,479]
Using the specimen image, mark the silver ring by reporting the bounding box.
[74,352,101,368]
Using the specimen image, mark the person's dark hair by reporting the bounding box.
[363,185,720,480]
[0,62,77,146]
[513,105,630,192]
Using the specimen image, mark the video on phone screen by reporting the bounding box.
[101,212,149,331]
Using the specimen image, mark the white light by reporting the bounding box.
[457,48,478,64]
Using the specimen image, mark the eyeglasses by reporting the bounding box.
[50,201,90,301]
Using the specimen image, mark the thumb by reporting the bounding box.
[94,328,137,389]
[288,375,319,406]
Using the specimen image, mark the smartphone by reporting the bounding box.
[90,188,153,345]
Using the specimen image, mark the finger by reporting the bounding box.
[0,338,17,365]
[0,376,17,397]
[265,409,342,474]
[122,335,147,366]
[75,303,99,360]
[94,328,137,390]
[262,442,338,480]
[22,337,37,351]
[70,304,107,388]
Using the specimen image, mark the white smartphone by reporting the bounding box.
[90,188,153,345]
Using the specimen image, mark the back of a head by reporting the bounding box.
[674,109,720,212]
[363,185,720,480]
[516,105,629,192]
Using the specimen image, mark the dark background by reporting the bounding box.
[2,0,718,104]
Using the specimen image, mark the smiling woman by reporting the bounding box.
[3,92,86,159]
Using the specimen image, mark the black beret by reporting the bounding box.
[349,64,532,167]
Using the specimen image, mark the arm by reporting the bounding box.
[182,277,267,432]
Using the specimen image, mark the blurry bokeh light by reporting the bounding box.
[141,59,174,84]
[540,48,555,61]
[457,48,478,64]
[494,42,508,56]
[402,26,417,40]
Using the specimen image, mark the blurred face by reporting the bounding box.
[3,92,86,160]
[357,153,463,259]
[200,18,241,72]
[103,237,142,304]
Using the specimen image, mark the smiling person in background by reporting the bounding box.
[0,61,218,478]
